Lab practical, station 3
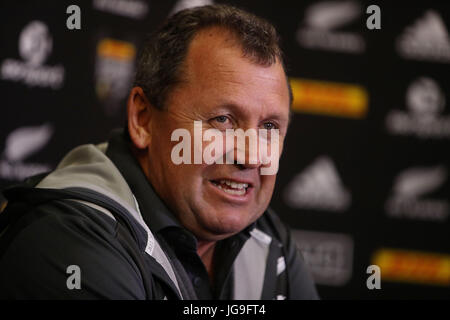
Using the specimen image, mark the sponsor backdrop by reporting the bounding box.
[0,0,449,299]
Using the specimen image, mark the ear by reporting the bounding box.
[127,87,153,150]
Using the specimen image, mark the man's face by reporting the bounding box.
[145,28,290,241]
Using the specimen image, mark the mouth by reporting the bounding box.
[209,179,252,197]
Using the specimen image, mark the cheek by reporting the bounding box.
[173,164,209,195]
[259,175,277,198]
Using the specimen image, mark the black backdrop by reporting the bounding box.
[1,0,449,299]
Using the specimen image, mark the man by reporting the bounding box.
[0,5,318,300]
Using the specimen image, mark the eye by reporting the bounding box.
[262,122,277,130]
[215,115,229,123]
[210,115,234,130]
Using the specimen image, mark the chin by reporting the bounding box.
[206,207,256,235]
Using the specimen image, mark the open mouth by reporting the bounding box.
[210,179,250,196]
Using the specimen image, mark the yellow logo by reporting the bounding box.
[372,249,450,286]
[289,78,368,118]
[95,38,136,115]
[97,38,136,60]
[0,200,7,213]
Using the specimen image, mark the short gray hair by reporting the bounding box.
[133,4,291,110]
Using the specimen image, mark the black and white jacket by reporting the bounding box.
[0,129,318,300]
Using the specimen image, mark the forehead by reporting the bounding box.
[178,27,290,110]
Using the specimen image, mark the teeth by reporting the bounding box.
[219,180,248,190]
[217,184,246,196]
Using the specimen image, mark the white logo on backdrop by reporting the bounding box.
[171,0,214,16]
[19,21,53,66]
[386,77,450,138]
[396,10,450,63]
[296,0,365,53]
[93,0,149,19]
[291,230,354,286]
[385,165,449,222]
[0,124,54,181]
[0,20,64,89]
[284,156,351,212]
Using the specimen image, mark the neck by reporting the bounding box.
[197,240,217,281]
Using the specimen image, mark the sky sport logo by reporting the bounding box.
[170,121,280,175]
[0,20,65,89]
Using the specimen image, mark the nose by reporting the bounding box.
[222,127,280,175]
[233,130,263,170]
[235,147,262,169]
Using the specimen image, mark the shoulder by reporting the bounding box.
[0,199,145,299]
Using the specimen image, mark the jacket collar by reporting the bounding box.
[105,129,183,234]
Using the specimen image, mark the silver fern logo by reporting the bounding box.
[385,165,449,222]
[0,124,54,181]
[296,0,365,54]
